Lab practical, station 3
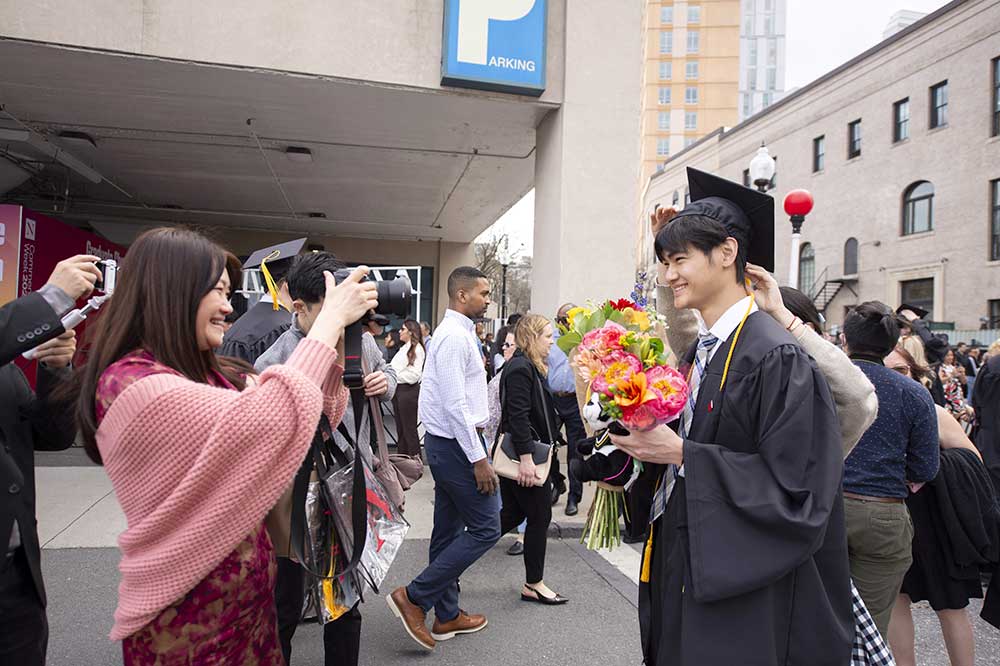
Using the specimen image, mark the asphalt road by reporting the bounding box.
[43,537,641,666]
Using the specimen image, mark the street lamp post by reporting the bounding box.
[500,261,509,321]
[749,142,776,193]
[783,189,815,289]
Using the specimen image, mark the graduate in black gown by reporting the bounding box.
[218,238,305,363]
[611,168,853,666]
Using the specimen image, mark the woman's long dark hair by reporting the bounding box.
[402,319,424,366]
[76,227,246,464]
[779,286,824,332]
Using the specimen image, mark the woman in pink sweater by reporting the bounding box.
[73,228,377,664]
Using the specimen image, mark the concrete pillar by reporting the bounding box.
[434,240,478,324]
[531,0,643,317]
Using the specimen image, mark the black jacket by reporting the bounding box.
[972,355,1000,502]
[0,291,77,607]
[499,353,557,457]
[217,300,292,364]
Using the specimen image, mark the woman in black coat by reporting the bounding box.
[498,314,568,605]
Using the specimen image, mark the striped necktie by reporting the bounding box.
[649,332,719,523]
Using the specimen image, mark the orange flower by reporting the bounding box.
[611,371,657,409]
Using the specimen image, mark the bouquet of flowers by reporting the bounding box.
[558,296,688,550]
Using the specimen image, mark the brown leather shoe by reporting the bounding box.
[386,587,435,650]
[430,610,488,641]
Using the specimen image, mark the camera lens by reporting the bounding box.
[375,277,412,316]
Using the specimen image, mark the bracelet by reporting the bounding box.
[785,316,802,332]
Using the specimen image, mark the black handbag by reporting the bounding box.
[491,368,556,486]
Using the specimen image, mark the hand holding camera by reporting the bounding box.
[306,266,379,350]
[45,254,104,301]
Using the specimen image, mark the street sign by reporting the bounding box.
[441,0,547,96]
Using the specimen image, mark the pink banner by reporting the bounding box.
[0,205,127,385]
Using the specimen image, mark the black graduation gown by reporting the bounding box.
[217,301,292,364]
[972,355,1000,496]
[637,312,853,666]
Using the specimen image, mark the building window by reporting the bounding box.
[687,30,700,54]
[659,62,672,80]
[844,237,859,276]
[893,98,910,142]
[812,135,825,172]
[900,278,934,318]
[688,5,701,23]
[767,39,777,66]
[992,179,1000,260]
[743,169,751,187]
[742,95,752,118]
[799,243,816,294]
[661,6,673,24]
[660,31,673,55]
[766,67,777,91]
[672,190,680,206]
[684,188,691,205]
[686,61,699,79]
[990,299,1000,327]
[657,138,670,157]
[685,86,699,104]
[685,137,697,148]
[747,68,757,91]
[748,40,758,66]
[902,181,934,235]
[658,111,670,130]
[764,14,774,36]
[685,111,697,130]
[847,119,862,158]
[659,86,672,105]
[762,92,773,107]
[992,57,1000,137]
[930,81,948,128]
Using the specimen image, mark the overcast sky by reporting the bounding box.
[478,0,952,255]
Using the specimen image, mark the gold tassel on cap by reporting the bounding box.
[260,249,282,311]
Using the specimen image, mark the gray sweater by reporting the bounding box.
[255,319,397,464]
[656,285,877,458]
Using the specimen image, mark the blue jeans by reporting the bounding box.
[406,433,501,622]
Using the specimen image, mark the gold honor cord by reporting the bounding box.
[259,250,282,312]
[641,291,756,583]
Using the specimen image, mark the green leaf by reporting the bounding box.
[557,331,582,354]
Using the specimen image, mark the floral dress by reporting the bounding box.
[96,350,285,666]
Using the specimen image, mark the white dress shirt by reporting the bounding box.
[390,342,425,385]
[418,309,490,463]
[694,294,760,366]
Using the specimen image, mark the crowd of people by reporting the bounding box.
[1,167,999,666]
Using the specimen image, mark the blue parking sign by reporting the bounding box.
[441,0,547,96]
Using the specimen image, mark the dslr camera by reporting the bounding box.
[333,268,412,389]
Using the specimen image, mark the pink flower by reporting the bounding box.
[579,322,627,358]
[620,401,662,431]
[644,365,689,422]
[592,350,642,394]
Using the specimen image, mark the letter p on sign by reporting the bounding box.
[456,0,535,65]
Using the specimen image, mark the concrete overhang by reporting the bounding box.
[0,39,556,245]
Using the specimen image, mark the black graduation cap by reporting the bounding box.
[896,303,929,320]
[672,168,775,272]
[243,238,308,270]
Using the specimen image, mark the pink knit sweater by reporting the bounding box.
[96,338,348,640]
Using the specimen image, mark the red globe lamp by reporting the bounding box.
[783,189,814,234]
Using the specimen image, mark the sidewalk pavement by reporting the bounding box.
[34,447,999,665]
[34,444,596,548]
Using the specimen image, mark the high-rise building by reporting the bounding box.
[641,1,741,183]
[738,0,787,121]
